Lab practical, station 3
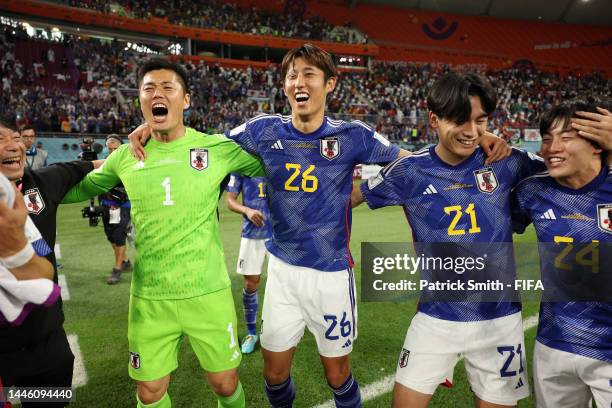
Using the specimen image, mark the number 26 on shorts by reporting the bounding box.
[324,312,352,340]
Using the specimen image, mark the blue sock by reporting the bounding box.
[330,373,362,408]
[243,288,258,335]
[265,376,295,408]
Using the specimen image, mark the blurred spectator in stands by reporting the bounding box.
[20,125,48,170]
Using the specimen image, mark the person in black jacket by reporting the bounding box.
[0,115,101,407]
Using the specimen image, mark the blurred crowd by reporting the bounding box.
[52,0,367,44]
[2,25,610,146]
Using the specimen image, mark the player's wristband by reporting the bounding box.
[1,244,35,269]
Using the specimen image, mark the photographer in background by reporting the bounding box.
[77,136,99,161]
[101,134,131,284]
[20,125,47,171]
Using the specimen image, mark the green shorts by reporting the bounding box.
[127,287,241,381]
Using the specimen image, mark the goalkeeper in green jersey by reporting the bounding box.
[62,58,264,408]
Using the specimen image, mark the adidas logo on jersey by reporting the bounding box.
[341,339,352,349]
[540,209,556,220]
[515,378,524,389]
[271,140,284,150]
[422,184,438,195]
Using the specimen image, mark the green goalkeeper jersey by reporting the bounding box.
[63,127,265,299]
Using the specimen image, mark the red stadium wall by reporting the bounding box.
[304,1,612,75]
[235,0,611,75]
[3,0,610,76]
[0,0,378,58]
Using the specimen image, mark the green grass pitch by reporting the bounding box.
[56,194,539,407]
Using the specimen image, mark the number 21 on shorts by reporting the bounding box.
[497,343,525,377]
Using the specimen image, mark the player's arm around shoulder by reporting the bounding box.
[480,131,512,164]
[353,155,411,209]
[215,133,265,178]
[61,145,125,204]
[225,116,268,156]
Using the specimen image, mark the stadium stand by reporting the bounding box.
[1,0,610,162]
[49,0,368,44]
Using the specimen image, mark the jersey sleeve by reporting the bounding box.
[510,185,532,234]
[216,135,265,178]
[356,125,400,165]
[360,157,408,209]
[511,148,546,185]
[61,148,123,203]
[225,173,243,195]
[35,161,93,205]
[226,118,261,156]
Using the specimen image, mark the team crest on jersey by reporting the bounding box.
[399,348,410,368]
[474,168,499,193]
[190,148,208,171]
[320,137,340,160]
[23,188,45,215]
[597,204,612,234]
[129,352,141,369]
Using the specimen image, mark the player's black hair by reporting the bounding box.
[539,95,612,137]
[106,134,123,144]
[281,43,337,82]
[427,72,497,124]
[0,114,16,132]
[18,124,35,134]
[540,95,612,164]
[137,57,189,94]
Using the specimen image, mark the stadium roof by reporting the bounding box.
[357,0,612,26]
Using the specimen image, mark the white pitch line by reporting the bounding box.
[58,274,70,300]
[313,314,539,408]
[68,334,88,388]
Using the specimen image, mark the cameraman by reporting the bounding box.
[77,137,98,161]
[100,135,131,284]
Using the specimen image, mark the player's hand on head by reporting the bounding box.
[481,131,511,164]
[572,107,612,151]
[0,187,28,257]
[128,123,152,161]
[245,209,265,227]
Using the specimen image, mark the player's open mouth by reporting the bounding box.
[295,93,309,105]
[152,103,169,122]
[1,156,22,170]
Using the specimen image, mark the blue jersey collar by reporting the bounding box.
[548,165,609,195]
[429,144,481,169]
[288,116,328,139]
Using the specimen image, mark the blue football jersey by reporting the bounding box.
[227,114,400,271]
[513,166,612,362]
[362,145,545,321]
[225,173,272,240]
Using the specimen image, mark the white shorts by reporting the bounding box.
[533,341,612,408]
[395,311,530,406]
[260,254,357,358]
[236,237,268,276]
